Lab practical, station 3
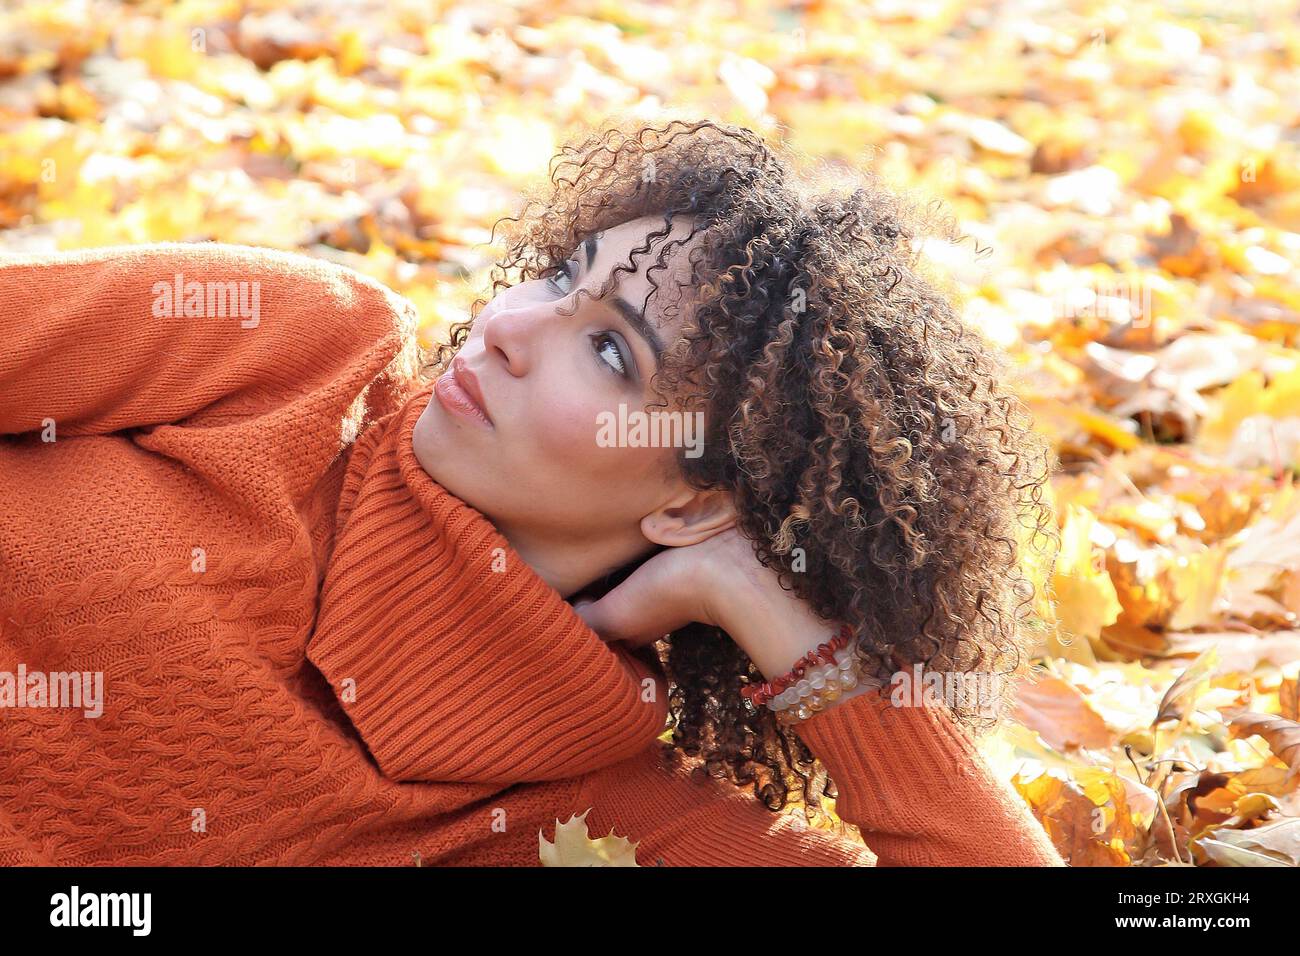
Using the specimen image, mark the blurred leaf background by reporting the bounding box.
[3,0,1300,866]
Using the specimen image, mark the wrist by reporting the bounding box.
[703,551,859,687]
[718,587,846,682]
[758,629,884,725]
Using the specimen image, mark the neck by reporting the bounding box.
[494,522,649,600]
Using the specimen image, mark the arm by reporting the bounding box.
[569,744,878,867]
[729,605,1064,867]
[791,684,1066,867]
[567,524,1064,866]
[0,242,417,435]
[567,672,1061,868]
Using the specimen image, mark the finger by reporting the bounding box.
[571,576,696,649]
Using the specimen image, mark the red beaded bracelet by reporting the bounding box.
[742,623,854,708]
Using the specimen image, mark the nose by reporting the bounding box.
[480,301,551,377]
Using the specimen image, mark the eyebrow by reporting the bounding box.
[582,233,665,372]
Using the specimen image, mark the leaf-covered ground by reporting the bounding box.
[3,0,1299,866]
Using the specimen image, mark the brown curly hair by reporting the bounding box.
[422,112,1060,826]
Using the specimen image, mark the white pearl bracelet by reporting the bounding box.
[768,643,871,724]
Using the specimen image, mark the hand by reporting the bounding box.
[571,529,736,644]
[573,527,848,682]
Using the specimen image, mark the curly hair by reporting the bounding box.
[421,112,1060,826]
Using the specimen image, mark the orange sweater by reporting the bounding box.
[0,243,1065,867]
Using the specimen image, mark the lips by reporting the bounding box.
[437,355,493,426]
[451,357,492,423]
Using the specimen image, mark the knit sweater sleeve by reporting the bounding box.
[789,687,1066,866]
[0,242,417,435]
[306,562,673,786]
[572,686,1064,867]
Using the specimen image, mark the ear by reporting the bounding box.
[640,487,736,548]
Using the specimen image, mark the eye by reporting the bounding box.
[546,258,576,296]
[591,332,629,378]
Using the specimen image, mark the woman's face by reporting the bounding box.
[412,214,724,568]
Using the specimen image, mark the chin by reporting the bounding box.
[411,404,461,486]
[411,408,486,505]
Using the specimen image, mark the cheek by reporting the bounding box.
[531,392,607,466]
[529,388,667,483]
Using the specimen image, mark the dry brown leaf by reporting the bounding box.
[1012,673,1112,750]
[1226,712,1300,781]
[1195,816,1300,867]
[1154,645,1220,726]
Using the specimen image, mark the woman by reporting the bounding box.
[0,117,1064,866]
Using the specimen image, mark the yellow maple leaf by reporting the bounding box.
[539,809,641,867]
[1049,505,1120,663]
[1165,545,1228,631]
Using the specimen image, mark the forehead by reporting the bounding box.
[594,214,699,258]
[587,214,700,330]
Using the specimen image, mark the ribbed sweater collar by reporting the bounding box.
[305,383,669,785]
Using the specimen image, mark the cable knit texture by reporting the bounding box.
[0,242,1065,867]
